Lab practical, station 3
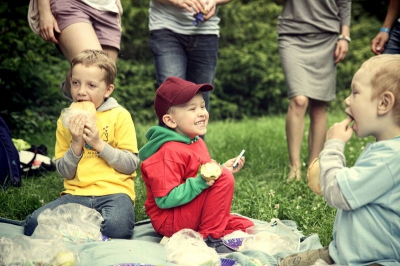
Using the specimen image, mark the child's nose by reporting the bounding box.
[344,96,350,106]
[199,109,208,117]
[77,85,86,94]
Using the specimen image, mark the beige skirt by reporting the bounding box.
[278,33,338,101]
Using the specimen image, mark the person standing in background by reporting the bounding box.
[148,0,231,125]
[28,0,123,99]
[277,0,351,182]
[371,0,400,55]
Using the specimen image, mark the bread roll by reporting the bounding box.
[201,160,222,181]
[307,157,322,196]
[61,101,97,128]
[69,101,96,117]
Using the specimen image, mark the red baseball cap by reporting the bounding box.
[154,76,213,121]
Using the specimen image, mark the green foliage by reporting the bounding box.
[215,1,286,118]
[114,60,157,123]
[0,1,70,134]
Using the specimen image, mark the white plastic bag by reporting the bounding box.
[31,203,104,244]
[242,219,301,254]
[0,235,79,266]
[165,229,221,266]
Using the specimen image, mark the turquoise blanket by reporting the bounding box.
[0,217,322,265]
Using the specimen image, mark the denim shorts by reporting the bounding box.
[50,0,121,50]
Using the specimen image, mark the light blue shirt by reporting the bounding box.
[149,0,221,36]
[328,138,400,265]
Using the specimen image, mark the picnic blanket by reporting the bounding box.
[0,215,323,266]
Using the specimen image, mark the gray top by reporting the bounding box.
[277,0,351,35]
[149,0,221,36]
[319,139,351,210]
[56,97,140,179]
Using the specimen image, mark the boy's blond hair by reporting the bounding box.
[70,50,117,86]
[361,54,400,123]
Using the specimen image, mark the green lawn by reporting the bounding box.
[0,113,374,247]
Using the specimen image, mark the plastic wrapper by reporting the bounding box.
[0,235,79,266]
[61,101,97,129]
[0,203,104,265]
[242,219,301,254]
[31,203,104,244]
[165,229,221,266]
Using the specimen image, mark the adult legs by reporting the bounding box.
[149,29,189,125]
[307,99,327,166]
[383,21,400,54]
[58,21,119,60]
[150,30,218,113]
[57,23,119,99]
[185,34,219,112]
[286,95,309,182]
[150,29,188,86]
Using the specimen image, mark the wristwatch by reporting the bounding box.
[338,34,351,43]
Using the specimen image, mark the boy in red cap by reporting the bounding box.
[138,76,254,253]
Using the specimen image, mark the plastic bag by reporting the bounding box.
[31,203,104,244]
[165,229,221,266]
[242,219,301,254]
[0,235,79,266]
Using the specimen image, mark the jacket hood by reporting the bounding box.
[97,97,120,112]
[138,126,198,161]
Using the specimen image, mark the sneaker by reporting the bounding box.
[204,236,236,254]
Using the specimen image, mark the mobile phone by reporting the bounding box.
[233,149,246,169]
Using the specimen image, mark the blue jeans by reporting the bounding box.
[384,20,400,54]
[149,29,219,114]
[23,193,135,239]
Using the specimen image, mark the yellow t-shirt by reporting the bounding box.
[55,106,138,202]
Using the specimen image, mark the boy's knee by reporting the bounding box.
[101,218,134,239]
[219,168,235,185]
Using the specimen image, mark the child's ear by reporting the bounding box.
[104,84,114,98]
[163,114,177,128]
[377,91,395,115]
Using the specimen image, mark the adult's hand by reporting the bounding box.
[334,40,349,64]
[174,0,207,14]
[39,12,60,44]
[371,32,390,55]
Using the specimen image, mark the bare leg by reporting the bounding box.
[57,23,119,99]
[58,22,103,61]
[307,100,327,166]
[286,95,309,182]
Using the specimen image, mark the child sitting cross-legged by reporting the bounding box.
[138,76,254,253]
[23,50,140,239]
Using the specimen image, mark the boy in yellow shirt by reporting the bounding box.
[24,50,139,239]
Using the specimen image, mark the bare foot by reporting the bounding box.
[287,166,301,182]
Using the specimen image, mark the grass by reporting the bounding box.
[0,113,374,247]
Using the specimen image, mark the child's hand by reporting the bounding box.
[326,117,354,142]
[206,180,215,186]
[82,122,105,152]
[69,115,86,156]
[224,156,245,174]
[69,115,86,145]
